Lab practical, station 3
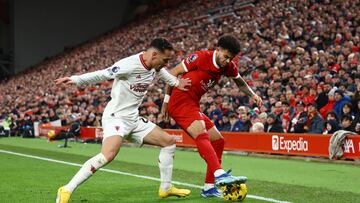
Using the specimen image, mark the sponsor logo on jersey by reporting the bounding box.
[186,54,198,64]
[200,79,215,91]
[107,66,120,75]
[130,83,149,92]
[112,66,120,73]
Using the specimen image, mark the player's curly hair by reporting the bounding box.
[217,35,241,55]
[150,38,174,52]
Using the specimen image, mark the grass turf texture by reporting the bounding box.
[0,137,359,203]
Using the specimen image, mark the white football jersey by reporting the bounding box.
[70,52,178,121]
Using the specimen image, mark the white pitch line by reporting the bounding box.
[0,149,291,203]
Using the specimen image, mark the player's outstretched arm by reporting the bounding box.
[55,69,114,86]
[233,74,263,107]
[56,62,130,86]
[55,77,75,85]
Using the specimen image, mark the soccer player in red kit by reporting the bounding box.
[162,35,262,198]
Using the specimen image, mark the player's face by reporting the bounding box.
[152,49,174,70]
[216,48,236,68]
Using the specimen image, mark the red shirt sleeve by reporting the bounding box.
[181,51,203,72]
[225,60,239,78]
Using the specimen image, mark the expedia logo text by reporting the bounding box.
[130,83,149,92]
[272,135,308,152]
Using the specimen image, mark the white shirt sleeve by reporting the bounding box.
[156,68,179,87]
[70,60,132,86]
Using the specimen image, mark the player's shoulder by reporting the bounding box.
[193,50,213,58]
[229,56,239,69]
[113,52,141,67]
[184,50,212,63]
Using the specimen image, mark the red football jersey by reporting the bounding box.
[171,50,239,102]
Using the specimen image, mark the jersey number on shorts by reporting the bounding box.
[140,117,148,123]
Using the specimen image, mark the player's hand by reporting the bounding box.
[55,77,74,85]
[177,78,191,91]
[252,94,263,107]
[161,102,170,122]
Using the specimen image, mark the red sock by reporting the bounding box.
[195,133,222,179]
[205,138,225,184]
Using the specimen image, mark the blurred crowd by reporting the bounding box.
[1,0,360,137]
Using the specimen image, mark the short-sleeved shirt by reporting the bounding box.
[168,50,239,130]
[171,50,239,103]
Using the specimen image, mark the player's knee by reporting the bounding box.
[217,137,225,145]
[162,136,176,147]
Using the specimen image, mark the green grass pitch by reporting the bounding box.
[0,137,359,203]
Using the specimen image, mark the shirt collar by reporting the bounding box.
[212,50,220,69]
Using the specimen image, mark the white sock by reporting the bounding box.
[204,183,215,191]
[65,153,108,192]
[158,144,175,191]
[214,169,226,178]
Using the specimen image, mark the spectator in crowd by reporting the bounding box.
[239,112,252,132]
[281,101,295,132]
[272,101,283,120]
[250,122,264,133]
[326,111,339,122]
[289,101,307,133]
[333,90,352,117]
[225,113,242,132]
[319,87,337,119]
[315,84,329,111]
[264,113,283,133]
[341,102,355,120]
[354,100,360,124]
[217,115,231,132]
[355,122,360,135]
[323,120,341,135]
[341,114,355,132]
[258,112,267,125]
[305,103,325,134]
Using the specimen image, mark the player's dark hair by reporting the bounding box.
[217,35,241,55]
[150,38,174,52]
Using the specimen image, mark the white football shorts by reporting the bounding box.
[102,116,156,145]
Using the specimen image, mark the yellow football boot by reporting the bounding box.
[159,185,191,198]
[56,186,72,203]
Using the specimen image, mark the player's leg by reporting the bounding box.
[201,125,224,197]
[184,119,224,197]
[56,135,121,203]
[186,116,246,188]
[66,135,121,191]
[186,119,226,179]
[56,118,125,203]
[134,119,190,198]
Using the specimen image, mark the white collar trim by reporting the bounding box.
[212,50,220,69]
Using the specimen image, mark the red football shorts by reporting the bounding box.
[168,97,214,131]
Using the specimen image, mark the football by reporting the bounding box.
[221,183,247,202]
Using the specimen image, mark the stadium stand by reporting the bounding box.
[1,0,360,137]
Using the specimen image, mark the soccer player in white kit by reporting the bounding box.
[55,38,192,203]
